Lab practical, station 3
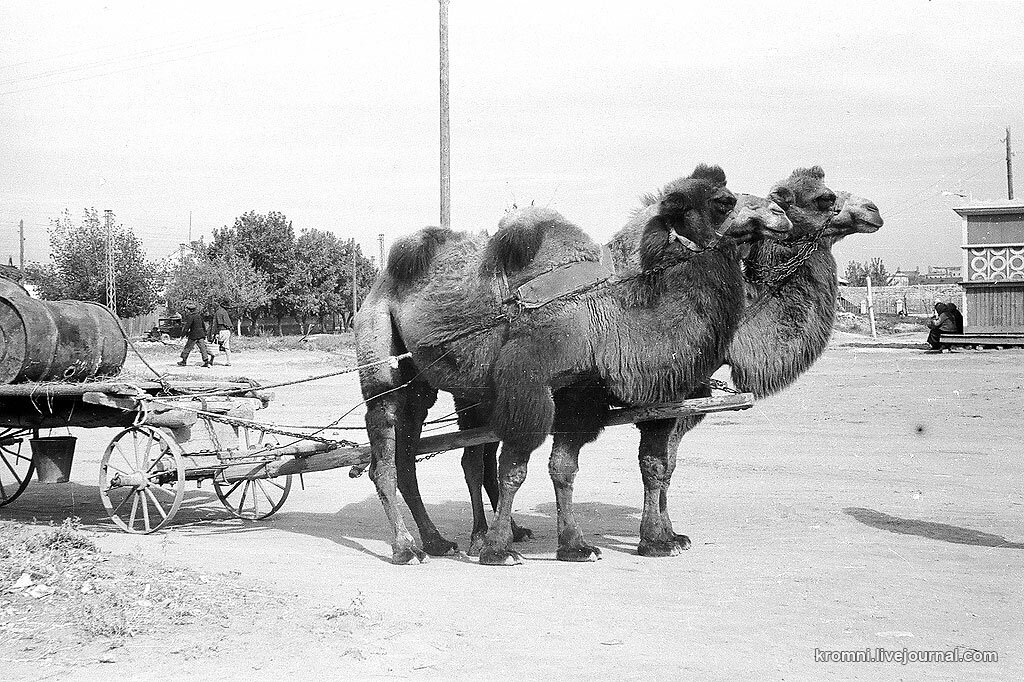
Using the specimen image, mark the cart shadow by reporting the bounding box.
[844,507,1024,549]
[0,482,244,534]
[262,498,648,562]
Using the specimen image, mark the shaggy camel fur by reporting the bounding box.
[356,165,752,564]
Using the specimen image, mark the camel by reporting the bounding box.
[457,191,794,556]
[456,169,881,562]
[356,165,776,565]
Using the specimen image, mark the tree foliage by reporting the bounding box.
[844,258,890,287]
[198,211,378,334]
[26,208,161,318]
[164,247,270,323]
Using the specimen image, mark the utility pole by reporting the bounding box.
[378,233,385,270]
[104,209,117,315]
[1007,126,1014,200]
[439,0,451,229]
[351,240,358,318]
[18,219,25,284]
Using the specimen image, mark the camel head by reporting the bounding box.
[826,191,883,240]
[639,164,736,270]
[721,194,794,244]
[768,165,840,241]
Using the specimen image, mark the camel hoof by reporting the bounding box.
[637,539,682,558]
[422,535,459,557]
[467,534,486,557]
[556,544,602,562]
[673,534,691,551]
[392,546,429,565]
[511,524,534,543]
[478,548,524,566]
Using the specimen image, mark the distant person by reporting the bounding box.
[177,302,212,367]
[926,302,956,352]
[211,300,233,366]
[895,298,907,317]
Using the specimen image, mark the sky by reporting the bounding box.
[2,0,1023,275]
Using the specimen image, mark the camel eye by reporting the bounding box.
[816,193,836,212]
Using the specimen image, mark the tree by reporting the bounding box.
[165,247,270,330]
[844,258,890,287]
[26,208,160,318]
[211,211,296,333]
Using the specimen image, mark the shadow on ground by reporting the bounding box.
[844,507,1024,549]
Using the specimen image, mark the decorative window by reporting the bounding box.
[968,245,1024,282]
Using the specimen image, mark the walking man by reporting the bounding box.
[177,302,212,367]
[212,300,233,366]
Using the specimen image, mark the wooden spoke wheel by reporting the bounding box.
[0,428,35,507]
[100,426,186,534]
[214,428,291,520]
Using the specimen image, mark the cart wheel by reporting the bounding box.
[0,428,35,507]
[100,426,186,533]
[214,428,291,520]
[213,469,292,520]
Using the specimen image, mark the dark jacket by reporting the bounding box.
[214,305,232,331]
[928,311,957,333]
[181,310,208,340]
[946,303,965,333]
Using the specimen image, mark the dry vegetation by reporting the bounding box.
[0,519,377,673]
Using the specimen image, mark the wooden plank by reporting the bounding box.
[0,382,141,398]
[942,334,1024,346]
[242,392,757,480]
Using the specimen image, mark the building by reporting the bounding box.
[953,203,1024,333]
[887,268,921,286]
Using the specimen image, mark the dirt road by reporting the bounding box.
[4,336,1022,680]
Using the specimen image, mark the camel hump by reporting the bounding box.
[480,206,599,277]
[386,226,458,285]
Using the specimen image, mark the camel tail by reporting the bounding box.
[386,226,457,288]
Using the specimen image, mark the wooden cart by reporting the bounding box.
[1,379,755,534]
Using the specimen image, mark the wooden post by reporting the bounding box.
[866,275,877,338]
[439,0,451,230]
[18,219,25,284]
[350,240,357,318]
[1007,126,1014,200]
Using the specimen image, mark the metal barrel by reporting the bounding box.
[0,286,127,385]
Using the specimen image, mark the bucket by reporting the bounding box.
[30,436,78,484]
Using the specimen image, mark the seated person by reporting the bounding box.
[926,302,957,351]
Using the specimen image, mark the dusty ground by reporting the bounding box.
[2,333,1022,680]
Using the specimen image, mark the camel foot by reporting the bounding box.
[467,532,486,557]
[421,533,458,557]
[478,547,524,566]
[637,536,688,558]
[511,519,534,542]
[556,543,602,562]
[392,546,429,565]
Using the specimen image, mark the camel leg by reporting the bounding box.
[549,384,607,562]
[481,444,534,543]
[462,442,490,556]
[636,417,690,557]
[656,386,710,543]
[477,440,534,566]
[395,381,458,557]
[365,393,426,565]
[478,348,554,566]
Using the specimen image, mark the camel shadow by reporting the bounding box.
[2,481,650,560]
[244,497,648,562]
[844,507,1024,549]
